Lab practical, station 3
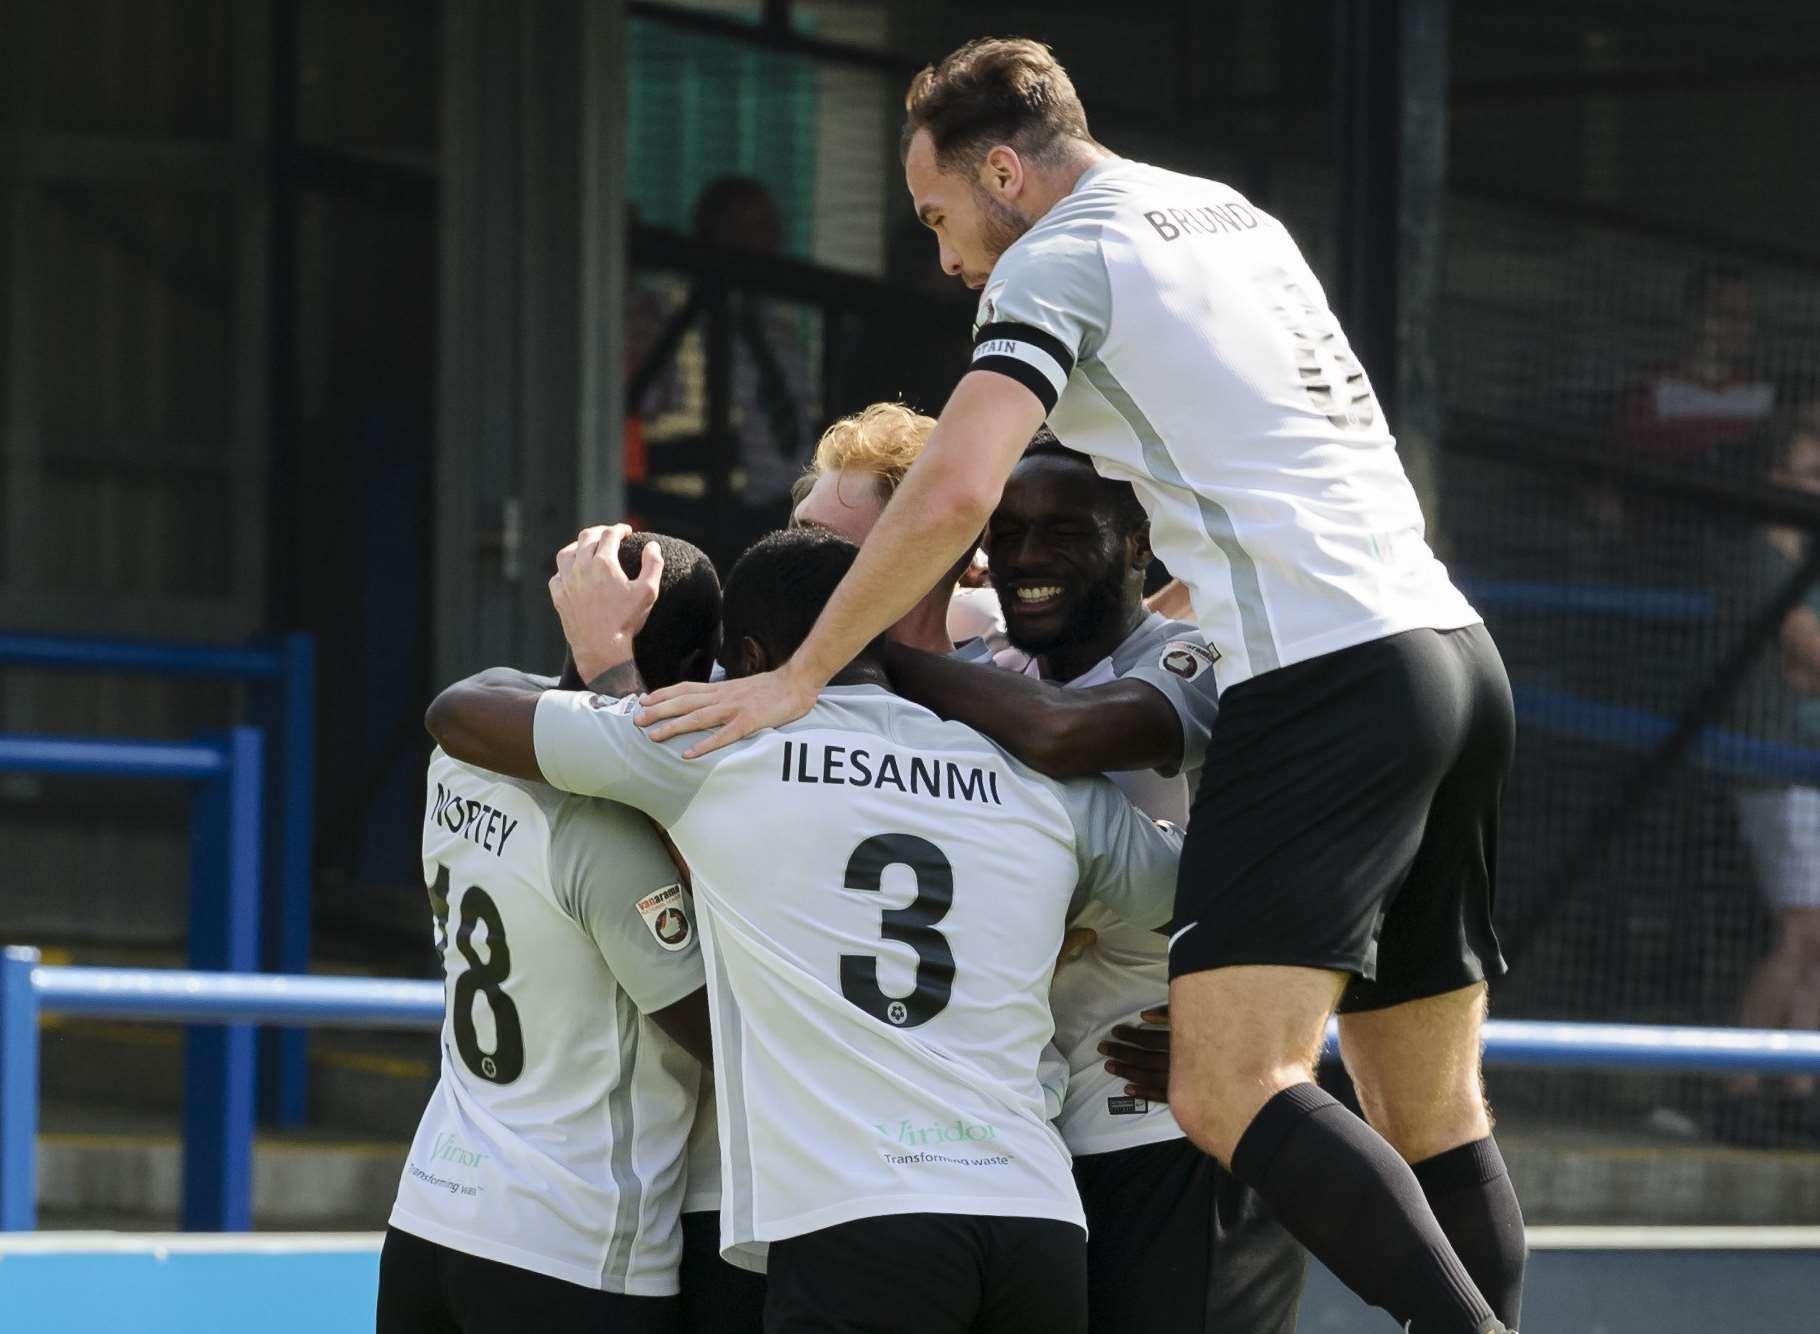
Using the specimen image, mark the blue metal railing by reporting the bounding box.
[0,955,443,1233]
[0,730,264,1232]
[1456,578,1717,622]
[3,956,1820,1233]
[0,632,316,1127]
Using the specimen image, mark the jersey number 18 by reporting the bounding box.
[431,867,526,1084]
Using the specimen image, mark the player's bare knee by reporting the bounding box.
[1173,1052,1317,1165]
[1353,1070,1491,1161]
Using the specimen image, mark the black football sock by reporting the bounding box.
[1412,1136,1526,1329]
[1230,1083,1498,1334]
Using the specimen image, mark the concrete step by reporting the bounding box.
[1501,1130,1820,1225]
[35,1126,404,1230]
[27,1111,1820,1231]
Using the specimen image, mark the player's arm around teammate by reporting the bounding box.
[429,524,676,783]
[881,436,1188,779]
[425,523,719,1067]
[386,527,728,1334]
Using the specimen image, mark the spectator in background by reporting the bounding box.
[626,176,814,546]
[1616,266,1776,473]
[1724,402,1820,1141]
[690,177,814,513]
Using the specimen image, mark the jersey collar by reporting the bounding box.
[1068,155,1128,198]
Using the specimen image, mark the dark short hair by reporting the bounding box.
[903,37,1097,172]
[1020,428,1147,535]
[721,527,876,668]
[617,532,721,688]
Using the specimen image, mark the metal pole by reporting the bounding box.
[1394,0,1449,536]
[181,728,263,1231]
[1333,0,1400,423]
[705,284,736,566]
[262,633,314,1127]
[578,0,629,527]
[0,946,41,1230]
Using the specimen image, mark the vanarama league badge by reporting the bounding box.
[637,884,692,951]
[1158,639,1219,680]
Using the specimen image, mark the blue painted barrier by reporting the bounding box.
[0,1234,384,1333]
[0,632,316,1127]
[1510,684,1820,787]
[1456,578,1717,622]
[3,958,1818,1232]
[0,727,263,1233]
[4,1229,1816,1334]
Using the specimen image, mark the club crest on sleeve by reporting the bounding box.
[1158,640,1218,680]
[587,693,637,713]
[637,883,693,951]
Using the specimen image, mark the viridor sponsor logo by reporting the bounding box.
[873,1117,999,1147]
[431,1131,488,1168]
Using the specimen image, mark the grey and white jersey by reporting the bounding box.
[680,630,1020,1221]
[1012,614,1218,1154]
[970,157,1479,693]
[391,749,705,1295]
[533,684,1182,1268]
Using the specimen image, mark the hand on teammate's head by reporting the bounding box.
[549,523,664,683]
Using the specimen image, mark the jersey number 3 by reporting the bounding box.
[839,833,955,1029]
[432,868,526,1084]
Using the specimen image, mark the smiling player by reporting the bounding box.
[886,435,1305,1332]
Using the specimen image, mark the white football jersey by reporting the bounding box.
[971,157,1479,693]
[1014,614,1218,1155]
[390,750,706,1295]
[681,1073,722,1214]
[533,684,1183,1269]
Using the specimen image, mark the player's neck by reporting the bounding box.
[827,658,892,690]
[1025,145,1113,220]
[1039,600,1148,683]
[885,586,960,656]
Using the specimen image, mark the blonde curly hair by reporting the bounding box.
[804,402,937,502]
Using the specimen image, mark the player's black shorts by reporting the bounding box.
[1168,623,1513,1012]
[762,1213,1086,1334]
[1073,1136,1304,1334]
[680,1209,767,1334]
[376,1225,680,1333]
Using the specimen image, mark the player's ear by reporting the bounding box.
[678,645,716,684]
[734,634,771,679]
[983,144,1021,197]
[1126,525,1153,574]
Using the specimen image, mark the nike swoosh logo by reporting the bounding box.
[1167,922,1198,950]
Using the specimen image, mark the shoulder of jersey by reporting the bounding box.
[804,685,1082,785]
[432,747,555,806]
[1115,614,1219,683]
[1037,159,1263,239]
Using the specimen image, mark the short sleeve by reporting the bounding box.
[1055,774,1183,930]
[533,690,713,827]
[1115,624,1220,778]
[549,796,706,1014]
[970,225,1110,415]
